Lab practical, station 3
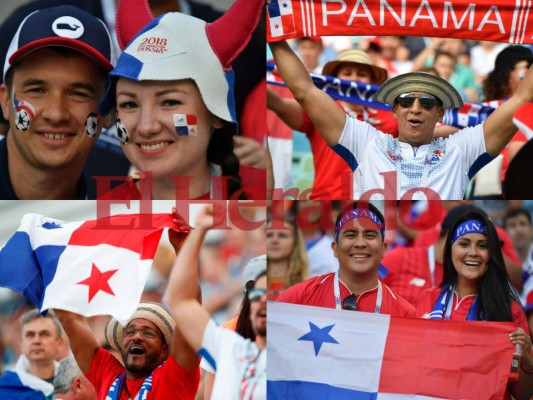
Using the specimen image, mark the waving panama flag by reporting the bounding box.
[268,302,515,399]
[0,213,180,324]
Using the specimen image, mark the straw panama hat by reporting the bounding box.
[105,302,175,352]
[322,49,388,85]
[374,72,464,109]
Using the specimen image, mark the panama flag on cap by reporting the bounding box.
[267,0,296,38]
[0,213,181,324]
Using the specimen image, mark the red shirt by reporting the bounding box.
[86,347,200,400]
[416,287,529,330]
[501,130,527,182]
[96,165,266,200]
[277,272,415,317]
[299,101,398,199]
[381,246,443,307]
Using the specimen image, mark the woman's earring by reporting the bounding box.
[115,118,130,144]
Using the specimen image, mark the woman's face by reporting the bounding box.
[508,60,530,95]
[116,78,222,179]
[451,232,489,284]
[267,228,296,262]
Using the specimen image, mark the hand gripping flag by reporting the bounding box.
[0,213,181,324]
[268,302,515,400]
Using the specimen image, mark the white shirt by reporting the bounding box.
[307,234,338,277]
[200,320,266,400]
[334,116,488,200]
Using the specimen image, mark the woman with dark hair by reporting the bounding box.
[97,0,265,200]
[417,209,533,399]
[203,256,266,399]
[483,46,533,102]
[475,46,533,197]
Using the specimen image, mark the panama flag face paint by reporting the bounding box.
[13,94,35,132]
[173,114,197,136]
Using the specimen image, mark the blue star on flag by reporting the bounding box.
[42,222,62,229]
[298,322,338,356]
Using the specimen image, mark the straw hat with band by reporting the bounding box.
[105,302,175,352]
[374,72,464,109]
[322,49,388,85]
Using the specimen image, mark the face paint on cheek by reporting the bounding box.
[13,95,35,132]
[115,118,130,144]
[173,114,197,137]
[85,112,99,138]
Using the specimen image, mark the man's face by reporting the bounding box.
[392,92,444,146]
[0,48,107,173]
[120,318,168,378]
[296,40,322,71]
[433,54,455,81]
[332,218,387,277]
[21,317,62,364]
[505,214,533,252]
[336,64,372,84]
[249,275,267,337]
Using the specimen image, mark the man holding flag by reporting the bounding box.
[0,210,200,399]
[277,201,415,317]
[269,35,533,200]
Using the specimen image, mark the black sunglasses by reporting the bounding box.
[395,93,441,110]
[342,294,357,311]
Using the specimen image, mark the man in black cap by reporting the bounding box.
[0,5,115,199]
[270,39,533,200]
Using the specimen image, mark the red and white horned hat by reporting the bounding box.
[101,0,263,124]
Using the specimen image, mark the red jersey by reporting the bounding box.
[299,101,398,199]
[381,246,443,307]
[501,130,527,182]
[417,287,529,330]
[86,347,200,400]
[97,165,266,200]
[276,272,415,317]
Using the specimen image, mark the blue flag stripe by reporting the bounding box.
[0,231,65,309]
[267,380,378,400]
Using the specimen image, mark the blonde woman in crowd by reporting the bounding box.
[267,219,309,300]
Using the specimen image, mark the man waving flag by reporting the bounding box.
[0,213,184,324]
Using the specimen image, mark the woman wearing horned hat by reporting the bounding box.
[416,208,533,399]
[97,0,265,200]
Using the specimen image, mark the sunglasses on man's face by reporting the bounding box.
[395,93,441,110]
[342,294,357,311]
